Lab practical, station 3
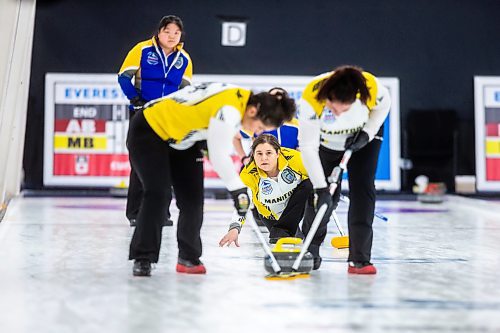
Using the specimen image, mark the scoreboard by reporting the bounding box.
[474,77,500,191]
[44,74,130,186]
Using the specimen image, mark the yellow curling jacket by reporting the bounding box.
[298,70,391,189]
[301,70,379,117]
[240,148,308,220]
[299,70,392,150]
[143,83,251,145]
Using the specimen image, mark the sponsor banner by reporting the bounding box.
[44,73,400,190]
[484,87,500,107]
[474,77,500,190]
[55,104,121,120]
[44,73,130,186]
[55,82,125,104]
[53,153,130,176]
[486,158,500,180]
[54,119,107,133]
[194,74,401,190]
[54,135,108,150]
[203,155,241,178]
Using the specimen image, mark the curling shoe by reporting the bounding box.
[176,258,206,274]
[348,261,377,275]
[133,259,152,277]
[313,257,322,270]
[309,244,322,270]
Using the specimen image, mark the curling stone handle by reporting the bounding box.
[273,237,303,252]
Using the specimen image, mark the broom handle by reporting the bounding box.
[246,209,282,274]
[291,204,328,271]
[339,194,388,222]
[292,150,352,271]
[331,211,346,237]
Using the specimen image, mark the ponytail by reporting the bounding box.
[247,90,296,127]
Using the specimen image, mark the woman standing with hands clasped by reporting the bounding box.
[118,15,192,227]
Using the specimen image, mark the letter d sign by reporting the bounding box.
[221,22,246,47]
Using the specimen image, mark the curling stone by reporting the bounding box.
[417,182,446,204]
[264,237,314,273]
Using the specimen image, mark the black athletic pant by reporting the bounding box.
[126,111,172,221]
[259,179,313,239]
[127,111,204,263]
[302,136,382,263]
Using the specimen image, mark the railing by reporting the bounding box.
[0,0,36,221]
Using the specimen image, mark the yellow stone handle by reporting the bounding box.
[273,237,303,252]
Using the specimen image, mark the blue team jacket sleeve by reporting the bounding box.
[118,73,139,100]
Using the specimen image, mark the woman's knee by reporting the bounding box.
[142,185,170,202]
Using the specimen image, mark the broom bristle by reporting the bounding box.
[264,272,310,280]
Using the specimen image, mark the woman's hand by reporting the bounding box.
[219,229,240,247]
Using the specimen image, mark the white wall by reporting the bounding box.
[0,0,36,217]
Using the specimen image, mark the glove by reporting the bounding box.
[314,187,333,213]
[130,96,147,112]
[344,131,370,152]
[230,188,250,216]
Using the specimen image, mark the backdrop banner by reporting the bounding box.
[474,76,500,191]
[44,73,400,190]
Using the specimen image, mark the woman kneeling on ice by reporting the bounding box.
[219,134,313,250]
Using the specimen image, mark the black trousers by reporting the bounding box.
[258,179,312,239]
[126,111,172,221]
[127,111,204,263]
[302,137,382,263]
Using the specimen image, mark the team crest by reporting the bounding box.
[281,168,296,184]
[174,56,184,69]
[261,180,273,195]
[146,52,159,65]
[322,108,336,123]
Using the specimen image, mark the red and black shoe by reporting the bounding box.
[176,258,206,274]
[348,261,377,275]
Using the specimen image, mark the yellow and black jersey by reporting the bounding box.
[144,82,251,145]
[230,148,308,230]
[300,71,379,116]
[141,82,251,191]
[299,70,388,151]
[298,70,391,188]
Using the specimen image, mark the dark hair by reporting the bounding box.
[249,134,281,163]
[268,87,288,97]
[247,89,296,127]
[316,65,370,105]
[157,15,184,34]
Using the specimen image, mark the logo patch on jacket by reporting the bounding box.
[261,180,273,195]
[281,168,296,184]
[174,56,184,69]
[322,108,336,123]
[146,52,159,65]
